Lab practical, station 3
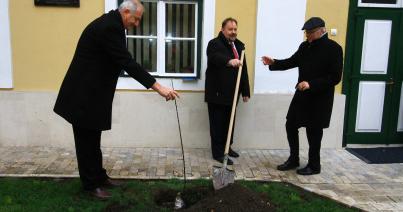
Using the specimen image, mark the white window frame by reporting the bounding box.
[105,0,215,90]
[126,0,198,77]
[0,0,13,88]
[358,0,403,8]
[148,0,198,77]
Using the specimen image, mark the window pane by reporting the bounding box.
[127,38,157,72]
[127,1,157,36]
[165,40,195,73]
[166,3,196,38]
[361,0,397,4]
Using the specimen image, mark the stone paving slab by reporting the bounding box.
[1,146,403,211]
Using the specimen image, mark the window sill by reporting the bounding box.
[116,77,204,91]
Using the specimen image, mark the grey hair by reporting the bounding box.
[118,0,137,13]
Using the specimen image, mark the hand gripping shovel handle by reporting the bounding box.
[212,51,245,190]
[223,50,245,167]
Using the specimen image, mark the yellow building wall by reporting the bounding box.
[9,0,349,92]
[305,0,350,93]
[9,0,104,91]
[215,0,257,93]
[215,0,349,94]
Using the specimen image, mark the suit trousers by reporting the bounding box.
[285,120,323,169]
[73,125,109,190]
[207,103,235,159]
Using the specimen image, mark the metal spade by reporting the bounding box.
[212,50,245,190]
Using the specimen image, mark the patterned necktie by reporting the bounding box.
[231,42,239,59]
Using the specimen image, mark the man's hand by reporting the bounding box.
[261,56,274,65]
[242,96,249,102]
[151,82,180,101]
[297,81,310,91]
[227,59,242,68]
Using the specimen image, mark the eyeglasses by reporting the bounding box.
[305,28,321,35]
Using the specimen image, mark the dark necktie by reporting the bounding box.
[231,42,239,59]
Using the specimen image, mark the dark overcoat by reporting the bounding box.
[54,10,156,131]
[269,34,343,128]
[205,32,250,105]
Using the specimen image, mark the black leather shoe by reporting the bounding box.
[277,159,299,171]
[213,156,234,165]
[296,166,321,175]
[102,178,124,188]
[228,148,240,158]
[86,188,111,200]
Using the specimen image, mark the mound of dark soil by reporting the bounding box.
[154,184,275,211]
[183,184,274,212]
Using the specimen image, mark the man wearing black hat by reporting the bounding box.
[261,17,343,175]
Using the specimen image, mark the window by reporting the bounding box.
[118,0,203,78]
[358,0,403,7]
[106,0,214,90]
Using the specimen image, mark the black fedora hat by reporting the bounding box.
[302,17,325,30]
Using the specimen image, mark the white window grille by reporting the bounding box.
[121,0,202,78]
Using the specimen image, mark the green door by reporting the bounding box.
[344,8,403,144]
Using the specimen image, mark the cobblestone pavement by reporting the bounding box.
[1,146,403,211]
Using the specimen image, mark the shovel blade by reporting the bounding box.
[212,166,235,190]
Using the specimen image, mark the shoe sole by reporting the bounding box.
[296,171,320,175]
[277,165,299,171]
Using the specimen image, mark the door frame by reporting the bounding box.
[343,0,403,146]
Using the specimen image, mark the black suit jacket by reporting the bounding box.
[54,10,156,130]
[269,34,343,128]
[205,32,250,106]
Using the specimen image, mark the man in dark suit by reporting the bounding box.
[54,0,179,199]
[205,18,250,165]
[262,17,343,175]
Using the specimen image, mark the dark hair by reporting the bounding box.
[221,17,238,28]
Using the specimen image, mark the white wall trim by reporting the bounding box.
[104,0,118,13]
[105,0,215,91]
[0,0,13,88]
[253,0,306,94]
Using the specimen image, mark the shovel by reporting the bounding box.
[212,50,245,190]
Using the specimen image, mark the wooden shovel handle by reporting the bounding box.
[224,50,245,155]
